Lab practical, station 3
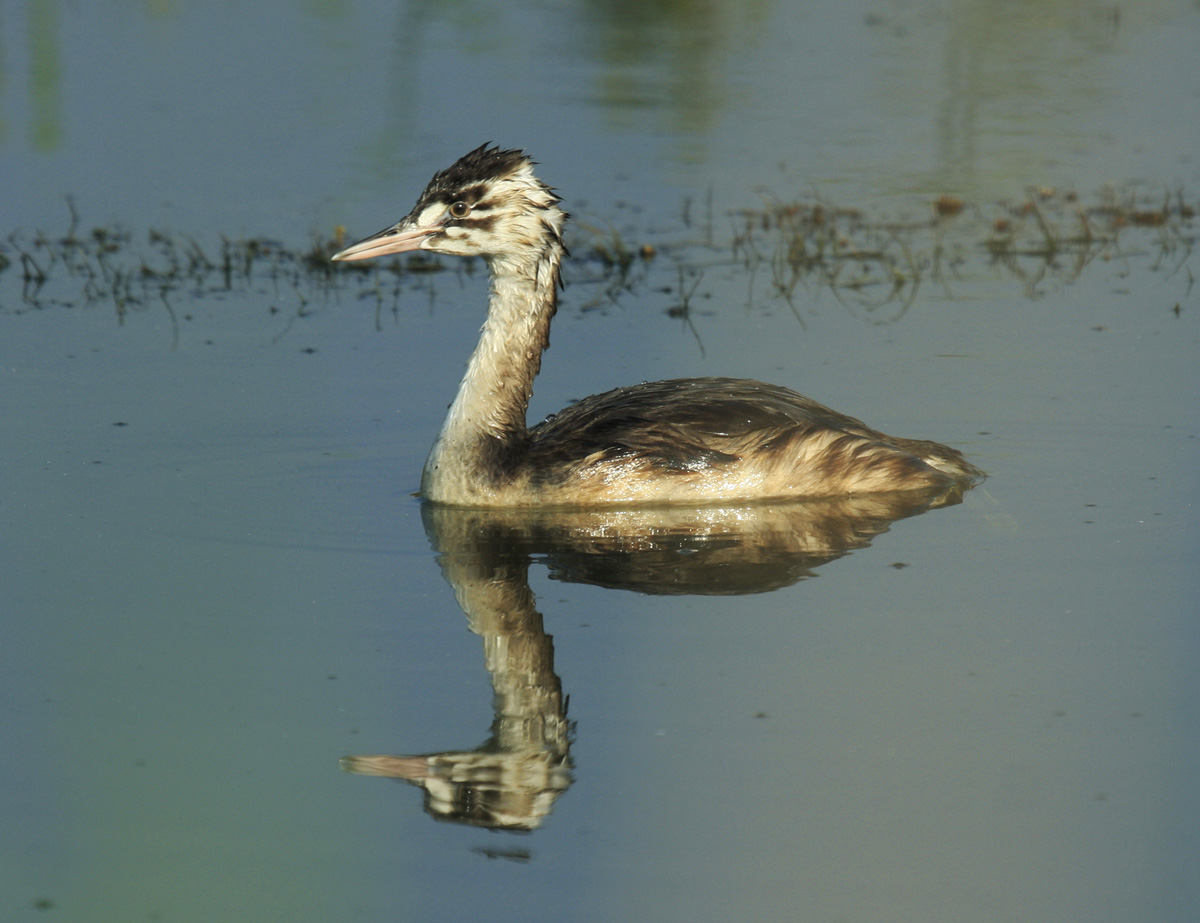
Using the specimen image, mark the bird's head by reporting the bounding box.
[332,144,566,276]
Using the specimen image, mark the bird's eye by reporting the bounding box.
[448,201,471,219]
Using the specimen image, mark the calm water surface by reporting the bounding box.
[2,2,1198,922]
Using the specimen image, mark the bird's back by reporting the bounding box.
[520,377,983,505]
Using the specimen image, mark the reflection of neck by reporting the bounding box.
[422,250,561,498]
[340,547,571,832]
[447,553,568,755]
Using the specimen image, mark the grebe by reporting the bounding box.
[332,144,984,507]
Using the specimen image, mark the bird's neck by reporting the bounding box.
[422,247,562,501]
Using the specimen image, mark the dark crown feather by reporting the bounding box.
[423,144,534,201]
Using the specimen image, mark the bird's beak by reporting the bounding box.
[331,220,439,262]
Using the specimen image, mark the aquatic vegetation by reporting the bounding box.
[728,185,1196,319]
[2,186,1194,338]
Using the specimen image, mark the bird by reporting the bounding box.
[332,144,984,508]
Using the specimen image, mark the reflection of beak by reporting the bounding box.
[331,221,439,262]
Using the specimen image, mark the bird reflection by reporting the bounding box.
[341,485,966,830]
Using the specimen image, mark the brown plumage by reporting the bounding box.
[332,144,984,507]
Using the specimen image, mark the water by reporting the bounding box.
[2,1,1198,921]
